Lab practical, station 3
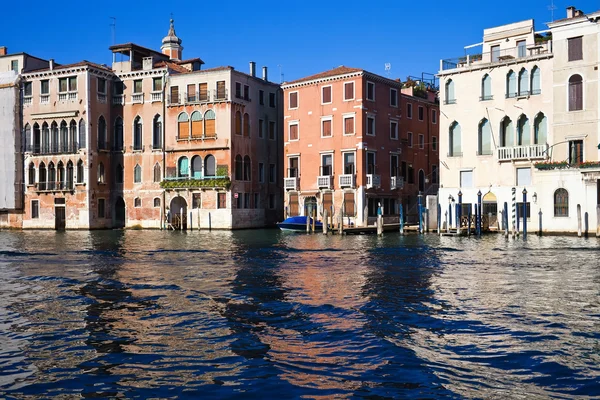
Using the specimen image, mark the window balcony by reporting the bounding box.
[339,174,355,188]
[214,88,228,101]
[112,95,124,105]
[168,94,180,105]
[23,96,32,106]
[366,174,381,189]
[284,177,299,191]
[40,94,49,104]
[479,95,493,101]
[317,175,334,189]
[444,99,457,105]
[390,176,404,190]
[151,91,163,102]
[497,144,547,161]
[447,152,463,157]
[131,93,144,104]
[34,181,74,192]
[26,143,79,154]
[97,93,107,103]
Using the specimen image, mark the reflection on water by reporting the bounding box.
[0,230,599,398]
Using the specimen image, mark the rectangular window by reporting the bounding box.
[11,60,18,73]
[216,81,226,99]
[418,134,424,149]
[418,106,424,121]
[517,40,527,58]
[289,91,298,109]
[187,84,196,101]
[491,45,500,62]
[366,116,375,136]
[236,193,242,209]
[269,121,275,140]
[97,78,106,94]
[133,79,142,94]
[407,103,413,119]
[431,165,438,183]
[344,192,355,216]
[321,119,332,137]
[568,36,583,61]
[390,121,398,140]
[259,90,264,105]
[269,164,276,183]
[258,162,264,183]
[344,82,354,100]
[407,132,413,147]
[460,170,473,188]
[269,194,276,209]
[31,200,39,219]
[41,80,49,95]
[390,88,398,107]
[170,86,179,102]
[432,136,437,151]
[289,123,299,141]
[322,85,332,104]
[390,154,399,177]
[258,119,264,139]
[321,154,333,176]
[59,77,68,92]
[113,81,124,95]
[366,151,376,174]
[432,109,437,124]
[569,140,583,164]
[24,82,32,97]
[343,152,355,174]
[98,199,105,218]
[254,193,259,209]
[516,167,532,186]
[244,193,250,209]
[288,157,299,177]
[269,92,276,107]
[343,115,354,135]
[199,83,208,101]
[153,77,163,91]
[243,84,250,100]
[218,192,227,209]
[235,82,242,98]
[366,81,375,101]
[516,202,531,219]
[193,193,201,209]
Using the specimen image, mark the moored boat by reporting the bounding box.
[277,216,322,232]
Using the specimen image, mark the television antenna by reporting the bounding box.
[548,0,557,22]
[109,17,116,45]
[278,64,283,83]
[384,62,391,78]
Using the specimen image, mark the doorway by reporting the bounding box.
[170,196,188,230]
[55,206,65,230]
[114,197,125,228]
[482,192,498,228]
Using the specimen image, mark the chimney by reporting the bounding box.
[249,61,256,77]
[0,46,6,56]
[567,6,576,18]
[262,66,268,81]
[575,9,583,17]
[49,59,54,70]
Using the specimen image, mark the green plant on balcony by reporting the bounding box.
[535,33,552,43]
[534,160,568,170]
[160,177,231,190]
[575,161,600,169]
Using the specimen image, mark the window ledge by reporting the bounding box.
[75,182,86,186]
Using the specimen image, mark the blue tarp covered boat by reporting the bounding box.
[277,216,323,232]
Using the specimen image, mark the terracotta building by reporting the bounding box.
[281,67,438,227]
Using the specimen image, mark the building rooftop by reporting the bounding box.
[25,60,113,74]
[284,66,363,85]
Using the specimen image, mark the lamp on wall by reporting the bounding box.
[532,192,537,203]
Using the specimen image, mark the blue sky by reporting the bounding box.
[2,0,598,84]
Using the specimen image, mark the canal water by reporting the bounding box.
[0,230,598,399]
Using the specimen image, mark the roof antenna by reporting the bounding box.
[278,64,283,84]
[110,17,116,64]
[548,0,557,22]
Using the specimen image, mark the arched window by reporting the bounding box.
[531,66,541,95]
[481,74,492,100]
[98,116,106,150]
[39,162,47,190]
[449,122,461,156]
[569,74,583,111]
[418,169,425,192]
[116,164,123,184]
[517,115,530,146]
[534,113,547,145]
[48,162,56,190]
[66,161,73,189]
[24,123,31,152]
[153,114,162,149]
[205,109,216,137]
[243,155,251,180]
[153,163,161,182]
[133,116,142,150]
[235,111,242,135]
[57,161,65,188]
[191,111,203,138]
[33,123,41,153]
[445,79,455,104]
[478,118,492,155]
[78,119,86,149]
[114,117,123,151]
[235,154,243,180]
[69,120,77,150]
[98,162,105,183]
[51,122,59,153]
[178,156,189,177]
[518,68,529,96]
[134,164,142,183]
[506,70,517,98]
[204,154,216,176]
[191,155,202,178]
[42,122,50,153]
[154,198,161,207]
[554,188,569,217]
[243,113,250,136]
[500,117,514,147]
[76,160,84,184]
[177,112,189,139]
[60,121,68,152]
[28,162,35,185]
[134,197,141,207]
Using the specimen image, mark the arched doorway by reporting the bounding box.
[170,196,188,230]
[304,196,317,218]
[482,192,498,229]
[114,197,125,228]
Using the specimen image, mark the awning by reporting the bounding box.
[31,110,79,120]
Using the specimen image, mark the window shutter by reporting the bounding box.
[289,193,299,216]
[343,192,355,216]
[345,117,354,134]
[323,192,333,214]
[322,120,332,136]
[322,86,331,103]
[290,124,298,140]
[345,82,354,100]
[290,92,298,108]
[199,83,208,100]
[170,86,179,102]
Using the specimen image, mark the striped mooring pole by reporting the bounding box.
[511,187,516,238]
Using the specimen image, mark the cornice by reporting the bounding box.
[116,68,167,80]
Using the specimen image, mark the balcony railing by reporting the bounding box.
[284,177,299,191]
[317,175,334,189]
[214,88,228,101]
[168,94,180,105]
[497,144,547,161]
[97,93,107,103]
[132,93,144,104]
[391,176,404,190]
[339,174,355,188]
[35,181,74,192]
[151,91,163,102]
[113,95,124,105]
[40,94,49,104]
[479,95,493,101]
[26,142,79,154]
[23,96,32,106]
[441,40,553,71]
[444,99,457,105]
[366,174,381,189]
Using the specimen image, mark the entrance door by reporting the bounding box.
[482,192,498,229]
[305,196,317,218]
[55,207,66,230]
[170,196,188,230]
[114,197,125,228]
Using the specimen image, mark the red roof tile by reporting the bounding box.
[285,66,363,85]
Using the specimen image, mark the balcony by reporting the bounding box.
[498,144,547,161]
[317,175,334,189]
[441,40,552,71]
[40,94,49,104]
[214,88,228,101]
[97,93,107,103]
[26,142,79,155]
[284,177,299,191]
[391,176,404,190]
[151,91,163,102]
[366,174,381,189]
[58,92,77,101]
[339,174,355,188]
[161,166,230,190]
[23,96,32,106]
[35,181,74,192]
[168,94,180,105]
[132,93,144,104]
[113,95,124,105]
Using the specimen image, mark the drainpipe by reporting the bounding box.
[161,69,167,230]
